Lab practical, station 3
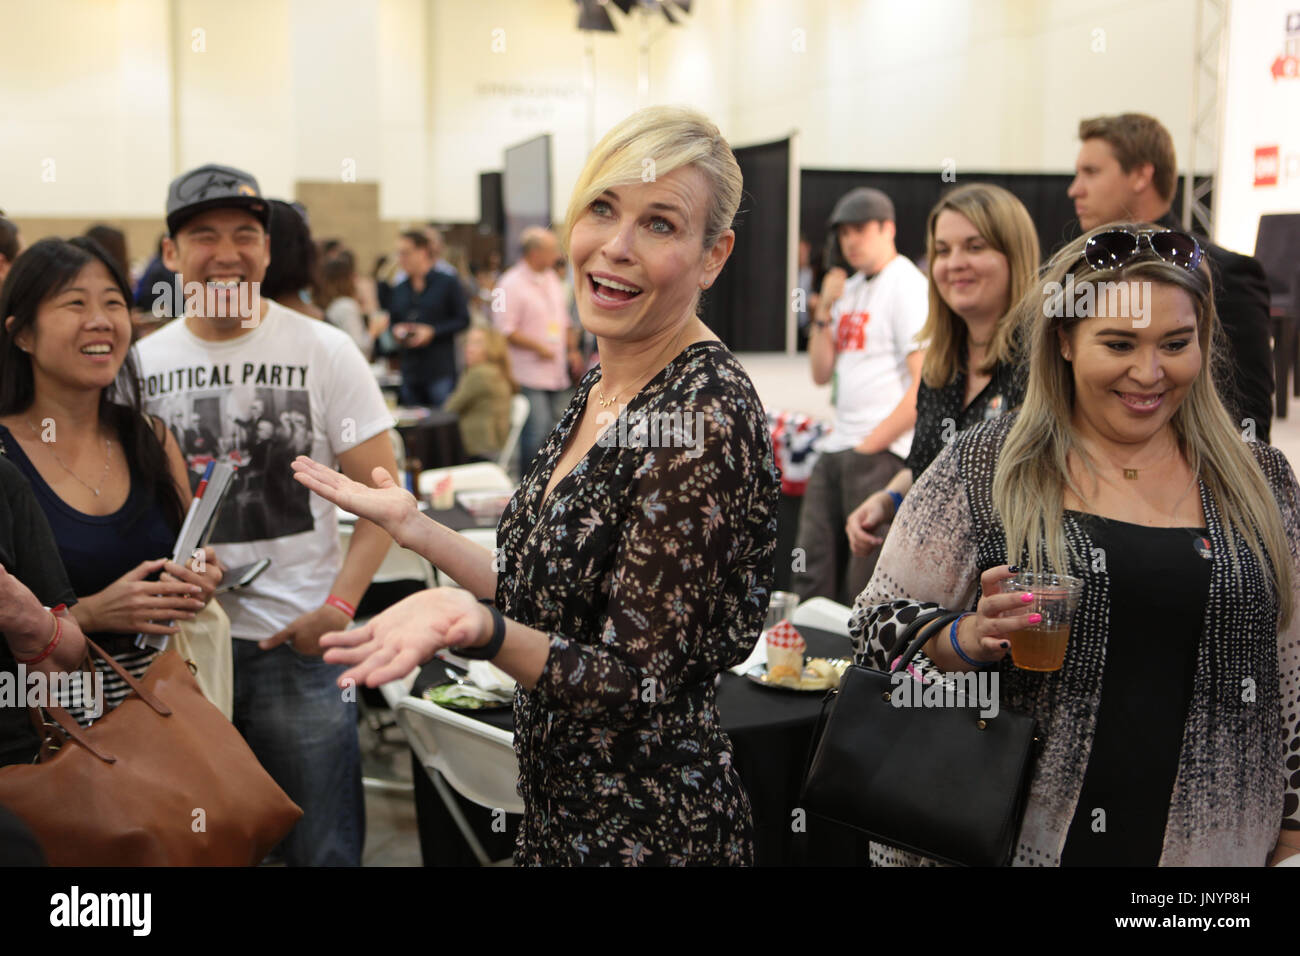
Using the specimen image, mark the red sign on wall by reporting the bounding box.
[1255,145,1281,186]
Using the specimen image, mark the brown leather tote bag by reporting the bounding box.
[0,639,301,865]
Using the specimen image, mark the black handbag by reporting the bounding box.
[801,609,1039,866]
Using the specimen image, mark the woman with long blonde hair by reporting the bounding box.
[850,223,1300,866]
[846,183,1039,556]
[443,326,516,461]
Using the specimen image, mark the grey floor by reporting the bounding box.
[359,705,424,867]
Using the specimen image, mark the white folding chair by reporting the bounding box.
[497,393,531,473]
[394,695,523,866]
[790,596,853,638]
[337,520,437,591]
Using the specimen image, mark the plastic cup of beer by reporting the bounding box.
[998,572,1084,672]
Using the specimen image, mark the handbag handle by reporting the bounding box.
[889,609,968,673]
[83,637,172,717]
[23,636,175,766]
[802,608,967,786]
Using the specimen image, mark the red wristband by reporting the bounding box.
[325,595,357,620]
[17,609,63,665]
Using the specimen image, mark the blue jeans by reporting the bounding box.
[231,640,364,866]
[400,376,455,408]
[519,386,571,474]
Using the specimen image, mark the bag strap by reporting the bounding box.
[801,609,966,786]
[38,704,118,762]
[20,638,178,765]
[83,637,172,716]
[890,609,968,672]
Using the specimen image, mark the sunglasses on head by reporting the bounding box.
[1082,227,1204,272]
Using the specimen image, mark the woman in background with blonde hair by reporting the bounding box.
[850,222,1300,867]
[846,182,1039,557]
[290,105,781,865]
[443,326,515,461]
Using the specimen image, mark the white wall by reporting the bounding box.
[0,0,172,216]
[726,0,1198,173]
[1216,0,1300,254]
[1,0,1206,224]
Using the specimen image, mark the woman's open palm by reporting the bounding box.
[291,456,416,536]
[317,587,487,688]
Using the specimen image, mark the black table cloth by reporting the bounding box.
[426,504,501,533]
[407,625,872,866]
[395,407,465,471]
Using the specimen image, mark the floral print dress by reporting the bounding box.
[494,340,781,865]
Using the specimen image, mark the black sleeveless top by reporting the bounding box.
[0,424,176,648]
[1060,513,1211,866]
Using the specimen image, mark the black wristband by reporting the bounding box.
[458,598,506,660]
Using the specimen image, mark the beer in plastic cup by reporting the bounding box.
[999,572,1084,671]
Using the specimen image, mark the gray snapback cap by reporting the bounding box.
[166,164,269,235]
[828,187,895,227]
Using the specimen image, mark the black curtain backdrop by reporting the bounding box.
[677,161,1201,354]
[700,138,790,351]
[801,169,1197,275]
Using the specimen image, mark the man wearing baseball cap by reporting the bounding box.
[795,187,928,604]
[134,163,400,865]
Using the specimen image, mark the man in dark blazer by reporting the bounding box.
[1067,113,1274,442]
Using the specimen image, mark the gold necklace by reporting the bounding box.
[1080,435,1177,481]
[594,323,692,408]
[26,418,113,497]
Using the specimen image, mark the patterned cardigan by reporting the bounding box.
[849,415,1300,866]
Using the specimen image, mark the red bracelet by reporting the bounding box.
[325,595,357,620]
[17,609,63,665]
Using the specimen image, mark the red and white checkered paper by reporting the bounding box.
[765,620,805,651]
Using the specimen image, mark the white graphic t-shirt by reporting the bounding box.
[135,301,395,640]
[818,255,929,456]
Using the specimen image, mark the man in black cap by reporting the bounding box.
[134,163,400,865]
[795,187,929,604]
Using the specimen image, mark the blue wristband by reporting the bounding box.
[886,489,904,513]
[949,613,993,669]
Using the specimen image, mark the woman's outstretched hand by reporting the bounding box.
[291,456,418,541]
[318,587,491,688]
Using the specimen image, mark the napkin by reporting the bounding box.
[730,633,769,676]
[466,661,516,696]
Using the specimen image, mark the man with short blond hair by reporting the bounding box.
[1069,112,1274,440]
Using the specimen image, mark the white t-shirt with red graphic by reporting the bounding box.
[818,254,929,456]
